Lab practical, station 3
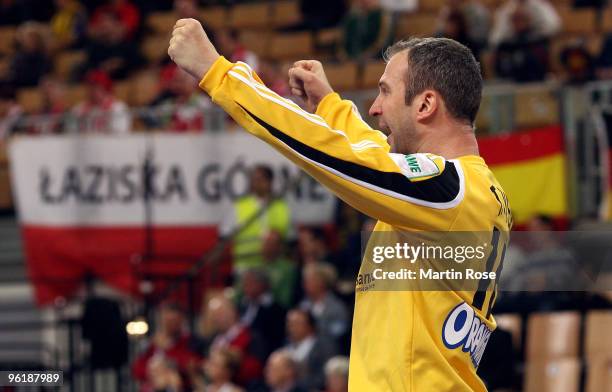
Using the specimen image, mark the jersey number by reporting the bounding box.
[471,226,507,319]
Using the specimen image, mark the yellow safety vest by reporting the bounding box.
[233,195,290,271]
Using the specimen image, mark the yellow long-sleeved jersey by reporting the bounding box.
[199,57,512,392]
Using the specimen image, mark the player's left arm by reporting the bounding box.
[168,19,464,229]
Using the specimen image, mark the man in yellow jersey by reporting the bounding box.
[168,19,513,391]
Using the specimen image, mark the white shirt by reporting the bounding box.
[287,335,316,364]
[489,0,561,47]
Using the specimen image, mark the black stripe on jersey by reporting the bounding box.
[239,105,461,204]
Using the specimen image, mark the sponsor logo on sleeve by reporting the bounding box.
[393,153,442,180]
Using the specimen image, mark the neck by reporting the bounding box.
[415,124,479,159]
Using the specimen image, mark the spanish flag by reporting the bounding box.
[478,125,568,225]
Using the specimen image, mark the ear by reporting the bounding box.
[414,90,438,122]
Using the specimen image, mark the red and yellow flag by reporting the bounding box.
[478,125,568,225]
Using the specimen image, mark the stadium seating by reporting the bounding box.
[228,2,272,30]
[315,27,343,53]
[325,62,359,92]
[395,13,438,39]
[526,311,580,361]
[271,0,301,28]
[114,80,132,105]
[129,71,159,107]
[16,88,44,114]
[360,61,386,89]
[524,358,581,392]
[240,30,271,57]
[147,11,179,35]
[267,31,314,61]
[65,84,88,107]
[199,6,228,30]
[557,7,597,36]
[141,34,171,64]
[586,357,612,392]
[418,0,447,13]
[513,87,560,129]
[585,310,612,361]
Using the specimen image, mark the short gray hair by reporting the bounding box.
[383,37,482,125]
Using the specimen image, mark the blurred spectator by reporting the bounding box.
[89,0,140,40]
[437,10,475,58]
[323,356,349,392]
[68,69,131,134]
[283,0,347,32]
[496,215,586,313]
[0,82,23,140]
[215,28,259,72]
[298,227,330,265]
[262,230,299,308]
[436,0,490,57]
[133,303,202,392]
[147,65,212,132]
[342,0,393,61]
[265,350,306,392]
[333,202,366,278]
[196,347,244,392]
[206,295,265,386]
[299,263,349,340]
[83,1,142,79]
[560,41,595,84]
[8,22,52,88]
[489,0,560,48]
[239,268,287,355]
[146,354,184,392]
[379,0,417,12]
[284,309,337,391]
[493,5,549,82]
[29,77,68,134]
[174,0,200,21]
[51,0,88,50]
[220,165,291,274]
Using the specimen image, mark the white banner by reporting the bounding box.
[9,134,336,226]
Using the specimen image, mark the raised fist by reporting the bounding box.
[168,18,220,80]
[288,60,334,112]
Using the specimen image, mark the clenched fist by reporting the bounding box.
[168,18,220,80]
[288,60,334,112]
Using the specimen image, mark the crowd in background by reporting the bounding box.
[3,0,612,138]
[129,164,362,392]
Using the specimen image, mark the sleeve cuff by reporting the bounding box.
[315,92,343,118]
[198,56,234,95]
